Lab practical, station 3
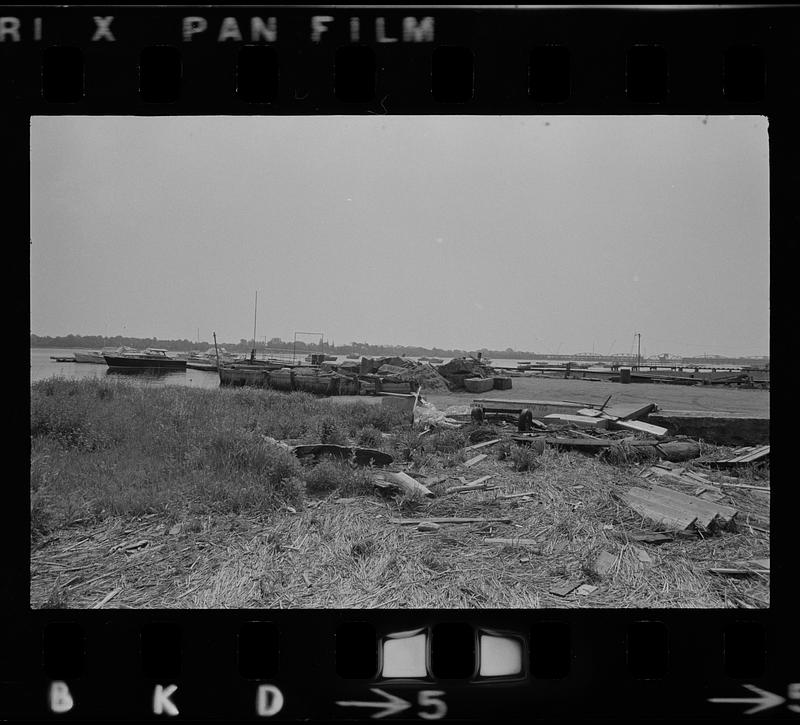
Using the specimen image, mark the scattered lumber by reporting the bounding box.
[602,402,657,421]
[625,482,738,530]
[373,471,434,498]
[390,517,512,525]
[499,490,539,500]
[715,481,770,493]
[463,453,489,467]
[463,438,502,452]
[444,475,497,495]
[612,419,668,437]
[699,445,770,468]
[621,488,699,531]
[544,414,609,429]
[625,531,674,544]
[537,437,659,451]
[549,581,582,597]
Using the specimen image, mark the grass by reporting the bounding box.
[30,377,769,609]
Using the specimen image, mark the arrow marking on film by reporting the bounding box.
[708,684,786,715]
[336,688,413,719]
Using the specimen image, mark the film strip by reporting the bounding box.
[9,3,796,721]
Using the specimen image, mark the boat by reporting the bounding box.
[73,350,106,364]
[50,355,75,362]
[103,348,186,370]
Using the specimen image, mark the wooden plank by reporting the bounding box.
[549,581,582,597]
[602,402,657,421]
[544,414,609,429]
[627,531,674,544]
[622,488,699,530]
[390,517,512,525]
[646,483,738,528]
[716,481,770,493]
[613,419,668,437]
[463,453,488,467]
[499,491,539,500]
[463,438,502,452]
[484,537,541,549]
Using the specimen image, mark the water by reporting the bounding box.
[30,348,220,389]
[31,349,745,390]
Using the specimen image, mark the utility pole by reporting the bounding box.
[635,332,641,370]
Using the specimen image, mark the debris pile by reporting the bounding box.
[435,357,496,390]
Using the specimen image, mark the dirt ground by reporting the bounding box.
[422,376,770,417]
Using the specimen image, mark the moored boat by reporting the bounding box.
[73,350,106,364]
[103,348,186,369]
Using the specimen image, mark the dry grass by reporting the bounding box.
[31,431,769,609]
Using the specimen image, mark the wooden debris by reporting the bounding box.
[601,402,656,421]
[627,531,674,544]
[499,490,539,500]
[390,517,512,526]
[613,419,668,437]
[549,581,582,597]
[463,453,489,467]
[622,488,698,531]
[644,483,738,529]
[416,522,441,532]
[444,475,496,495]
[715,481,770,493]
[544,414,609,429]
[463,438,502,452]
[575,584,598,596]
[700,445,770,468]
[373,471,434,498]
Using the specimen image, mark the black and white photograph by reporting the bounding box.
[30,114,769,609]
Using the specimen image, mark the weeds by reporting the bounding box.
[510,444,540,472]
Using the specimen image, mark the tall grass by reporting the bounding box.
[29,378,408,539]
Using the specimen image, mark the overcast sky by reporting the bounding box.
[30,115,769,357]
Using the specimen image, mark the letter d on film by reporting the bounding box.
[256,684,284,717]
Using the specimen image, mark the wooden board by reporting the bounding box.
[622,488,699,530]
[645,483,738,528]
[601,402,657,421]
[613,419,668,437]
[390,517,512,525]
[544,414,609,429]
[463,438,502,452]
[463,453,488,467]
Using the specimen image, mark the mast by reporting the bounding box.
[251,291,258,362]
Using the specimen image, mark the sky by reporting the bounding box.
[30,115,769,357]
